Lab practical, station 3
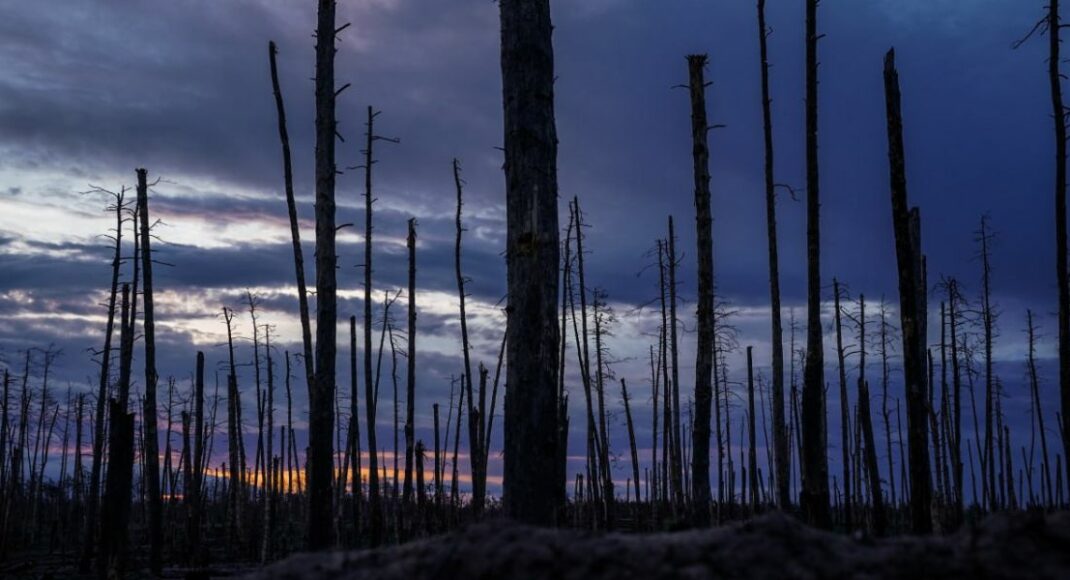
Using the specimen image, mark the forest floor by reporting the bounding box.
[249,510,1070,580]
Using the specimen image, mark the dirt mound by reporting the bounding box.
[249,511,1070,579]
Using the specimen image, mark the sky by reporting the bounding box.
[0,0,1064,501]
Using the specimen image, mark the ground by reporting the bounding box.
[247,511,1070,579]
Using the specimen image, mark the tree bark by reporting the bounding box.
[500,0,561,525]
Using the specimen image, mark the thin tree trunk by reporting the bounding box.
[857,295,887,534]
[747,347,759,512]
[621,378,641,524]
[269,41,316,396]
[500,0,562,525]
[80,188,125,573]
[834,280,852,528]
[403,219,417,508]
[757,0,789,511]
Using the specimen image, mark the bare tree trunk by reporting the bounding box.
[948,280,964,515]
[309,0,339,551]
[135,167,163,573]
[223,307,245,547]
[453,160,484,517]
[801,0,830,529]
[500,0,562,525]
[1028,311,1055,507]
[269,41,316,396]
[834,280,852,528]
[757,0,789,512]
[884,49,932,533]
[81,188,125,573]
[747,348,759,513]
[403,220,417,510]
[621,379,641,523]
[99,284,134,580]
[189,351,204,564]
[977,216,997,511]
[667,217,685,511]
[362,106,384,546]
[686,54,716,526]
[1044,0,1070,498]
[347,316,362,540]
[856,295,886,534]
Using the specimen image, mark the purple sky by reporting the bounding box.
[0,0,1063,500]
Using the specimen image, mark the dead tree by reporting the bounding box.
[621,379,641,520]
[403,219,417,507]
[801,0,830,529]
[80,187,126,573]
[884,49,932,533]
[747,347,759,512]
[757,0,790,511]
[361,106,397,546]
[978,216,998,509]
[667,217,685,508]
[222,307,245,545]
[1046,0,1070,494]
[269,41,315,395]
[309,0,339,551]
[189,351,204,564]
[453,160,484,516]
[500,0,562,525]
[135,167,163,572]
[833,280,852,528]
[687,53,716,525]
[99,284,134,579]
[856,295,886,534]
[348,316,362,534]
[1027,311,1055,506]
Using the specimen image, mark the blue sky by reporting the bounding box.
[0,0,1063,500]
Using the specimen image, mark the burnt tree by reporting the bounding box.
[500,0,562,525]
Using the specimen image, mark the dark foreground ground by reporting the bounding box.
[248,511,1070,580]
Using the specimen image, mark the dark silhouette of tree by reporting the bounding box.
[687,53,716,526]
[500,0,562,526]
[883,48,932,533]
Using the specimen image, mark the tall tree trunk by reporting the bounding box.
[362,105,383,546]
[884,49,932,533]
[454,160,484,517]
[621,379,641,523]
[99,284,134,580]
[269,41,316,395]
[403,219,417,508]
[189,351,204,564]
[687,53,716,526]
[1046,0,1070,498]
[667,217,685,509]
[348,317,362,538]
[309,0,338,551]
[222,308,245,547]
[857,295,886,534]
[1028,311,1055,507]
[136,167,163,573]
[80,188,125,573]
[801,0,830,529]
[834,280,852,528]
[978,216,997,510]
[747,347,759,512]
[499,0,562,525]
[757,0,790,511]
